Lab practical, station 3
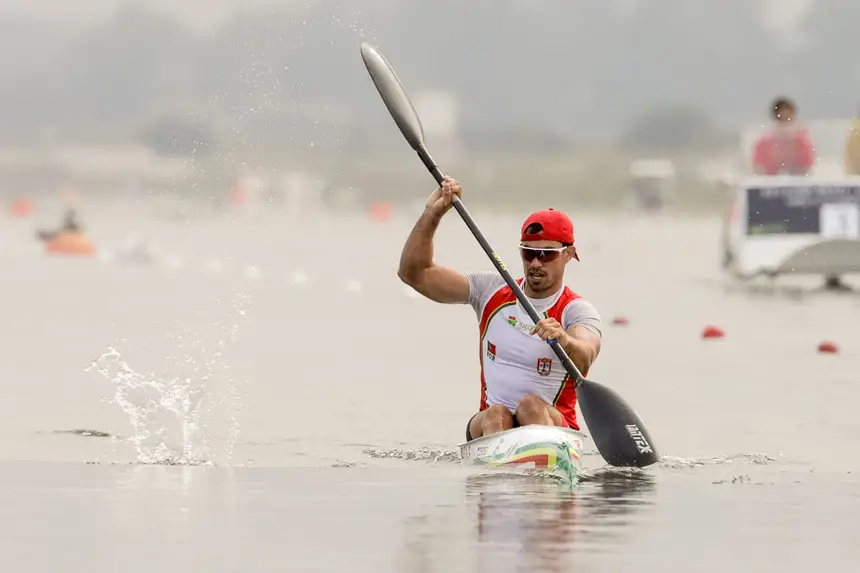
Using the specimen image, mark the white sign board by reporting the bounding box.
[819,202,860,239]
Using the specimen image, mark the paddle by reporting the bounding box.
[360,42,658,468]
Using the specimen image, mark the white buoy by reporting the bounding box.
[204,258,224,273]
[97,249,116,264]
[165,255,184,269]
[291,271,309,285]
[345,279,363,293]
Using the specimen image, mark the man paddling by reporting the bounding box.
[398,177,602,442]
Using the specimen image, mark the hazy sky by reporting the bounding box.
[1,0,814,33]
[0,0,296,31]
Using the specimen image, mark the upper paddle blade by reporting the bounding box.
[360,42,426,152]
[577,379,659,467]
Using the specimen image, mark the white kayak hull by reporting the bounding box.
[458,424,586,483]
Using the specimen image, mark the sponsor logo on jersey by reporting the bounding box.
[507,315,535,335]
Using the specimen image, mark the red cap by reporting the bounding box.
[521,208,579,260]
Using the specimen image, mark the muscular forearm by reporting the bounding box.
[559,334,595,374]
[398,208,442,283]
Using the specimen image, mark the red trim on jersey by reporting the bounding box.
[545,286,583,430]
[478,279,522,336]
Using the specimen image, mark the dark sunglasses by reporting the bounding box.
[519,245,567,263]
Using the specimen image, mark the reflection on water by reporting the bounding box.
[105,465,241,571]
[577,467,656,522]
[468,473,579,573]
[399,469,656,573]
[572,468,657,551]
[1,463,856,573]
[469,470,656,571]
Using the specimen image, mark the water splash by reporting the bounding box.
[658,453,780,469]
[363,447,461,463]
[85,291,252,465]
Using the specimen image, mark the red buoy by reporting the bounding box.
[817,341,839,354]
[10,198,33,217]
[701,325,725,339]
[611,316,629,326]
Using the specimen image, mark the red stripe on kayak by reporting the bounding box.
[502,454,551,468]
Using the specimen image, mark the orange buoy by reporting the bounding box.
[817,341,839,354]
[701,325,725,339]
[45,232,95,256]
[368,201,392,222]
[611,316,630,326]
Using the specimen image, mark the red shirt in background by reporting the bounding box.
[752,127,815,175]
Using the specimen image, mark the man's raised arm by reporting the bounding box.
[397,177,470,304]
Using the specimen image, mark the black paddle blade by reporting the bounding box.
[577,379,659,467]
[360,42,426,152]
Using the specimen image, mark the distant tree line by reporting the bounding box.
[0,0,856,156]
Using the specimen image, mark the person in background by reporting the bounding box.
[36,209,83,242]
[752,97,815,176]
[843,108,860,175]
[60,209,82,233]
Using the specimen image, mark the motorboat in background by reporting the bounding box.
[721,175,860,288]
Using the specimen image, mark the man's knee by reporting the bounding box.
[470,404,514,439]
[514,394,558,425]
[484,404,513,425]
[516,394,549,416]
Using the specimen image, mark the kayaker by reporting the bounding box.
[61,209,82,233]
[36,208,83,241]
[398,177,603,441]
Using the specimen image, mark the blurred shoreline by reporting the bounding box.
[0,143,737,214]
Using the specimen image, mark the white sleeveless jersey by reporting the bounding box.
[466,272,602,429]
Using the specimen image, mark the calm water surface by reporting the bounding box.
[1,199,858,571]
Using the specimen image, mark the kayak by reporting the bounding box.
[43,232,95,256]
[459,424,586,484]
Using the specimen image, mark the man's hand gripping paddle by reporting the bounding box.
[360,42,658,468]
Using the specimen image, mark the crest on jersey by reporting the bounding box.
[486,341,497,362]
[536,357,552,376]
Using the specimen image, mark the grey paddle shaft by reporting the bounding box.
[417,147,586,386]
